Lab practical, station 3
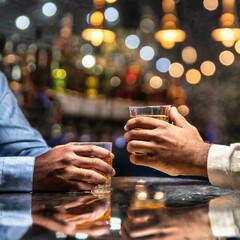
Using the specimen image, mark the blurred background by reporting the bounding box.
[1,0,240,176]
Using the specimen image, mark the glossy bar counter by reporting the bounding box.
[1,176,240,240]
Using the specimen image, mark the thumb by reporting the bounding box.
[169,107,190,129]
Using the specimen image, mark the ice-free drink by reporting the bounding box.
[129,105,171,122]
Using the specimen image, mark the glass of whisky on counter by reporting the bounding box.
[76,142,113,195]
[128,105,171,121]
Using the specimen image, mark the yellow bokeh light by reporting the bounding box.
[182,46,197,64]
[162,0,175,13]
[86,76,99,88]
[185,69,201,84]
[90,11,104,26]
[220,13,235,27]
[91,29,104,46]
[203,0,218,11]
[169,62,184,78]
[155,29,185,43]
[161,41,175,49]
[234,40,240,54]
[82,28,115,46]
[219,50,235,66]
[105,0,117,3]
[52,69,67,79]
[222,39,235,47]
[177,105,189,116]
[200,61,216,76]
[149,76,163,89]
[219,28,234,41]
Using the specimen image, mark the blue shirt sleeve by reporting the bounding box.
[0,71,51,192]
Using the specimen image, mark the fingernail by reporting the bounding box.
[124,125,127,131]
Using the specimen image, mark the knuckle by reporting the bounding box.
[91,158,98,166]
[62,153,74,165]
[89,145,95,155]
[135,117,145,125]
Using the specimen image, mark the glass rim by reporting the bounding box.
[128,105,171,109]
[75,142,112,145]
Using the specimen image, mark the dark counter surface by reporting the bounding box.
[1,176,240,240]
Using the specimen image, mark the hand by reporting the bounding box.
[121,204,213,240]
[32,193,111,237]
[33,142,115,192]
[124,107,211,177]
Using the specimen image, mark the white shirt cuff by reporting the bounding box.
[207,144,232,188]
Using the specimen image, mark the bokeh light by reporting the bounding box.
[82,55,96,68]
[104,7,119,23]
[177,105,190,116]
[80,43,93,55]
[169,62,184,78]
[149,76,163,89]
[234,40,240,54]
[200,60,216,76]
[139,46,155,61]
[181,46,197,64]
[125,35,140,49]
[42,2,57,17]
[114,136,126,148]
[219,50,235,66]
[185,69,201,84]
[90,11,104,26]
[203,0,218,11]
[156,58,171,73]
[140,18,155,33]
[15,15,30,30]
[110,76,121,87]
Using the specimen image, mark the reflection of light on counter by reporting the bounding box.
[137,191,148,200]
[136,184,148,200]
[137,179,146,184]
[154,191,165,200]
[75,233,88,239]
[110,217,122,230]
[56,232,67,238]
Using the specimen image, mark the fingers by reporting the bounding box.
[169,107,193,130]
[70,144,116,176]
[71,156,115,177]
[124,116,166,131]
[72,144,114,159]
[129,152,156,168]
[56,165,109,185]
[126,140,159,155]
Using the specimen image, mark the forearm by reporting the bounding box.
[191,141,211,177]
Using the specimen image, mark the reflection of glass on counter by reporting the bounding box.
[123,193,240,239]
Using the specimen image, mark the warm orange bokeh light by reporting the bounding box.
[185,69,201,84]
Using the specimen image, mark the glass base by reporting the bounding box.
[91,180,111,196]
